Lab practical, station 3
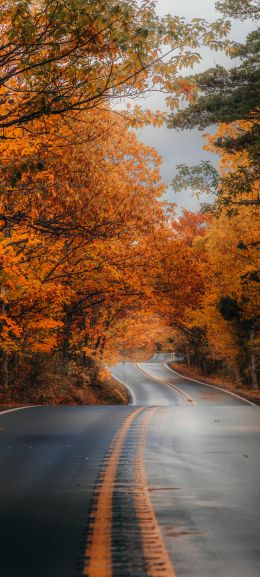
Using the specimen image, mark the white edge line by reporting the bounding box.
[109,373,137,405]
[135,363,196,406]
[164,363,256,406]
[0,405,38,416]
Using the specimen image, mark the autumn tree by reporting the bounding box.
[168,29,259,132]
[168,125,259,389]
[153,211,210,366]
[0,0,231,130]
[1,1,257,400]
[200,202,259,388]
[171,125,259,211]
[215,0,259,20]
[0,104,168,388]
[168,9,259,209]
[159,201,259,388]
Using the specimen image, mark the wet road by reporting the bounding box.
[0,355,259,577]
[146,406,260,577]
[111,354,252,406]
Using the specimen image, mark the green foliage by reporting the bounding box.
[171,161,259,211]
[169,27,259,211]
[171,161,219,197]
[215,0,260,20]
[168,30,260,132]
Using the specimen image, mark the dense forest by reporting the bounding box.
[0,0,258,403]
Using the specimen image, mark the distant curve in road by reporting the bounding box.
[110,352,251,406]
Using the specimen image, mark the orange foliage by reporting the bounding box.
[0,104,167,369]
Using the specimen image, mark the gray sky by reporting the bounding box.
[135,0,254,213]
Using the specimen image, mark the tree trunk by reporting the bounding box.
[233,361,242,386]
[250,329,258,390]
[79,314,87,367]
[0,286,9,389]
[0,219,12,389]
[84,355,99,385]
[61,308,72,375]
[0,350,9,390]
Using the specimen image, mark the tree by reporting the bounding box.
[168,23,259,209]
[167,0,259,210]
[159,203,259,388]
[0,103,168,387]
[202,203,259,388]
[155,211,209,351]
[169,136,259,388]
[171,121,260,210]
[167,29,260,132]
[215,0,260,20]
[0,0,231,130]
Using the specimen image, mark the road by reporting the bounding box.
[0,354,259,577]
[111,354,251,406]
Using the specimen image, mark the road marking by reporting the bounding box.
[135,363,197,406]
[164,364,256,406]
[84,406,177,577]
[109,372,137,405]
[0,405,37,416]
[133,408,177,577]
[84,407,144,577]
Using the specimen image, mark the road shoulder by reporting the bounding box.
[169,362,260,406]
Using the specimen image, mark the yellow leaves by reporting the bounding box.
[0,102,169,360]
[206,311,239,362]
[0,315,22,352]
[205,207,258,308]
[204,120,255,171]
[31,201,39,220]
[125,106,165,128]
[164,80,173,91]
[177,79,197,99]
[28,319,63,330]
[29,334,58,354]
[152,75,164,85]
[178,123,259,371]
[0,315,21,338]
[165,95,180,111]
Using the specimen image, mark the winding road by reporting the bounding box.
[0,354,259,577]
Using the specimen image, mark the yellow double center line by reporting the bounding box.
[135,363,197,406]
[84,407,176,577]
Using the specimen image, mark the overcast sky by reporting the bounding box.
[135,0,254,213]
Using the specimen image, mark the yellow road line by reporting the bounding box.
[84,407,144,577]
[135,363,196,406]
[133,408,177,577]
[84,406,178,577]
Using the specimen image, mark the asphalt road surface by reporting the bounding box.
[0,354,259,577]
